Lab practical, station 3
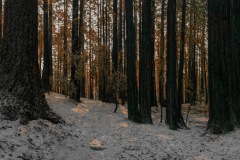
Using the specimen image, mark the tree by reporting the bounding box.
[63,0,68,95]
[125,0,140,122]
[42,0,52,92]
[230,0,240,124]
[79,0,86,98]
[177,0,187,127]
[166,0,178,129]
[0,0,63,124]
[112,0,118,72]
[71,0,81,102]
[0,0,2,38]
[139,0,153,124]
[207,0,234,133]
[159,0,165,123]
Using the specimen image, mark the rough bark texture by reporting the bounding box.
[125,0,140,122]
[159,0,165,122]
[177,0,187,128]
[0,0,63,124]
[112,0,118,72]
[42,0,51,92]
[230,0,240,125]
[0,0,2,38]
[166,0,178,129]
[71,0,81,102]
[63,0,68,81]
[139,0,153,124]
[80,0,86,98]
[207,0,234,133]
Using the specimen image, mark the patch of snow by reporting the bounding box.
[0,92,240,160]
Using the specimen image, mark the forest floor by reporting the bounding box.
[0,92,240,160]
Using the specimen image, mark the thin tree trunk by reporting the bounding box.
[42,0,51,92]
[177,0,187,127]
[71,0,80,102]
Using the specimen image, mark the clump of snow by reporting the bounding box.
[0,92,240,160]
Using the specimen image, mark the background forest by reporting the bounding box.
[0,0,240,159]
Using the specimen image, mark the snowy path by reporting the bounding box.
[0,92,240,160]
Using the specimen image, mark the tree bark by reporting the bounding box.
[207,0,234,133]
[0,0,63,124]
[42,0,51,92]
[125,0,140,122]
[177,0,187,127]
[166,0,178,129]
[71,0,81,102]
[139,0,153,124]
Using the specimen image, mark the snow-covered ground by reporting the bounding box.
[0,92,240,160]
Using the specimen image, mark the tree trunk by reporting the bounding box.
[0,0,63,124]
[139,0,153,124]
[63,0,68,92]
[112,0,118,72]
[80,0,86,98]
[150,0,157,107]
[230,0,240,124]
[166,0,178,129]
[207,0,234,134]
[71,0,81,102]
[0,0,2,38]
[159,0,165,107]
[125,0,140,122]
[177,0,187,127]
[42,0,51,92]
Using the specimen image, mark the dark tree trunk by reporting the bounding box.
[125,0,140,122]
[42,0,51,92]
[89,6,94,100]
[159,0,165,123]
[159,0,165,107]
[71,0,81,102]
[187,0,196,103]
[63,0,68,89]
[0,0,63,124]
[177,0,187,127]
[207,0,234,134]
[230,0,240,124]
[166,0,178,129]
[118,0,123,72]
[139,0,153,124]
[150,0,157,107]
[112,0,118,72]
[0,0,2,38]
[49,0,53,89]
[79,0,86,98]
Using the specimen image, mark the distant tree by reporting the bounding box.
[112,0,118,72]
[0,0,63,124]
[159,0,165,123]
[207,0,234,133]
[42,0,52,92]
[63,0,68,95]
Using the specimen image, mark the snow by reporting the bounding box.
[0,92,240,160]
